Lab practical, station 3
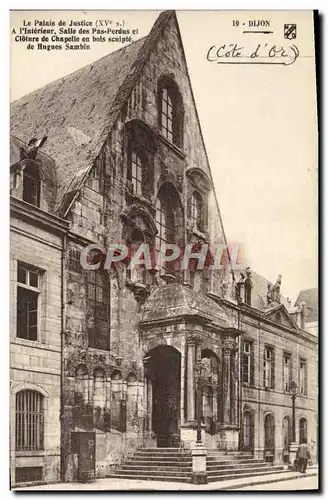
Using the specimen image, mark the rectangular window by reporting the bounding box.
[15,391,44,451]
[161,88,173,142]
[299,358,307,395]
[264,346,274,388]
[16,263,41,341]
[283,353,291,391]
[87,270,110,350]
[15,467,43,484]
[242,341,251,384]
[131,151,143,196]
[23,172,40,207]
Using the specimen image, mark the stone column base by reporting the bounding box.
[288,442,299,470]
[180,422,205,450]
[254,448,263,460]
[217,425,239,451]
[191,442,207,484]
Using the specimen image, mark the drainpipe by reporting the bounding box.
[60,233,67,482]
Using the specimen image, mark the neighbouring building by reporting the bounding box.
[10,10,318,485]
[10,138,69,486]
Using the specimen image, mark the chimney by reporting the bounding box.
[300,301,306,329]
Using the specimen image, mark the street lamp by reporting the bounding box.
[290,380,298,443]
[194,361,206,444]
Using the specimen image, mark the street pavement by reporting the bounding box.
[15,469,319,492]
[235,474,318,490]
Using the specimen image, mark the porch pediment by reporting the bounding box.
[262,304,298,330]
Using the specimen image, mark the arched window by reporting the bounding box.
[299,418,307,443]
[74,365,88,405]
[23,163,40,207]
[243,411,254,451]
[86,270,110,350]
[93,368,106,408]
[191,191,203,231]
[15,390,44,451]
[158,78,184,148]
[155,183,183,274]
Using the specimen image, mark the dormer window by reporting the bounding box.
[191,191,203,231]
[23,163,40,207]
[158,77,184,148]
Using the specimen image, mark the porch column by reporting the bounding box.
[230,348,239,425]
[187,338,196,421]
[222,340,233,424]
[180,351,186,425]
[147,377,153,431]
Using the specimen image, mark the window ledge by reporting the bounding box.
[192,226,210,241]
[15,450,45,457]
[158,133,186,159]
[125,188,155,209]
[11,337,42,347]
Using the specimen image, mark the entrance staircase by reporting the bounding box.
[107,448,285,483]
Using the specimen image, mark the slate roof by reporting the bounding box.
[295,288,318,322]
[10,11,176,216]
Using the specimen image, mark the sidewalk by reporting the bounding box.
[16,467,319,491]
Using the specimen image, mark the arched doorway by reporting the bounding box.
[299,418,307,443]
[242,411,254,451]
[282,416,291,463]
[264,413,275,462]
[145,346,181,447]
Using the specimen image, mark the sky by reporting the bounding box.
[10,10,318,302]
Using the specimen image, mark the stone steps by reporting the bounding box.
[207,466,285,483]
[107,448,283,484]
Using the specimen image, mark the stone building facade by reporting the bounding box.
[10,139,69,487]
[10,10,317,485]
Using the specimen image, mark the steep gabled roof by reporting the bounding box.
[10,11,176,216]
[295,288,318,322]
